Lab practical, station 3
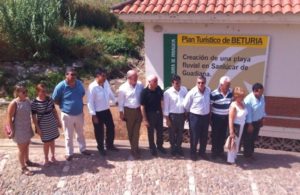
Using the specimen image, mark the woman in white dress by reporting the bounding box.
[227,87,248,164]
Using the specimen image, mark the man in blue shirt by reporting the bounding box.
[243,83,266,159]
[52,67,90,161]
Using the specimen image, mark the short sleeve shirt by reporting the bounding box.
[52,80,85,115]
[140,86,163,113]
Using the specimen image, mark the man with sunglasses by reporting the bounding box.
[184,75,211,161]
[52,67,90,161]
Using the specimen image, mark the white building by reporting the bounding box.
[112,0,300,151]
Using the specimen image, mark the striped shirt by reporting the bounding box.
[210,88,233,115]
[31,98,59,142]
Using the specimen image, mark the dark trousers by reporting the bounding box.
[189,113,210,155]
[92,109,115,151]
[211,113,229,156]
[124,107,142,153]
[168,113,185,151]
[146,111,164,150]
[243,120,262,157]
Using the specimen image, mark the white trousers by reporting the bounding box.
[61,112,86,156]
[227,123,245,163]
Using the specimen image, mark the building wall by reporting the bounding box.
[144,22,300,98]
[144,22,300,139]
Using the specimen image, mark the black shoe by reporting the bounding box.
[65,155,73,161]
[150,149,158,156]
[177,149,184,156]
[106,145,119,152]
[211,153,217,160]
[219,153,227,161]
[171,150,177,156]
[98,149,106,156]
[199,153,209,160]
[190,153,197,161]
[131,151,140,160]
[157,147,167,154]
[81,150,92,156]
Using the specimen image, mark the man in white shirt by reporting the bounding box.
[163,75,188,156]
[87,68,118,156]
[118,70,144,159]
[184,75,211,161]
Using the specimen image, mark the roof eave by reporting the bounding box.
[115,13,300,24]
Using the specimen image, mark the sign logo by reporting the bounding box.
[164,34,270,91]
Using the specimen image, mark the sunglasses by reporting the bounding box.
[20,90,28,94]
[67,73,76,76]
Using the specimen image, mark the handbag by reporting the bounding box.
[3,101,17,138]
[225,136,235,151]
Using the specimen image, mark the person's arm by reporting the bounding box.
[87,85,98,124]
[6,100,17,137]
[244,98,254,132]
[163,91,171,127]
[141,105,149,127]
[52,83,64,106]
[140,90,149,127]
[228,104,237,138]
[105,80,116,105]
[32,113,41,135]
[261,96,266,126]
[31,100,42,135]
[52,100,62,128]
[118,86,126,121]
[183,91,192,113]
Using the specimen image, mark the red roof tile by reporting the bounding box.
[112,0,300,14]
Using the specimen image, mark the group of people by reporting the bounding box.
[6,66,266,176]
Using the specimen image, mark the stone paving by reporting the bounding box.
[0,138,300,194]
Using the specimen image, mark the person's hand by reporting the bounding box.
[120,112,126,121]
[184,113,189,121]
[229,131,235,138]
[143,120,149,128]
[166,117,171,128]
[36,126,42,136]
[8,130,14,139]
[247,124,254,133]
[57,120,62,128]
[92,115,99,124]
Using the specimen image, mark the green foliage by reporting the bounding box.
[42,72,65,92]
[99,31,140,57]
[63,0,118,30]
[0,0,69,60]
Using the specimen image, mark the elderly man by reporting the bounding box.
[118,70,144,159]
[141,75,166,156]
[164,74,188,156]
[243,83,266,159]
[87,68,118,156]
[210,76,233,160]
[52,67,90,161]
[184,75,210,161]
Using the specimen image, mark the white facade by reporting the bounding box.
[144,22,300,98]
